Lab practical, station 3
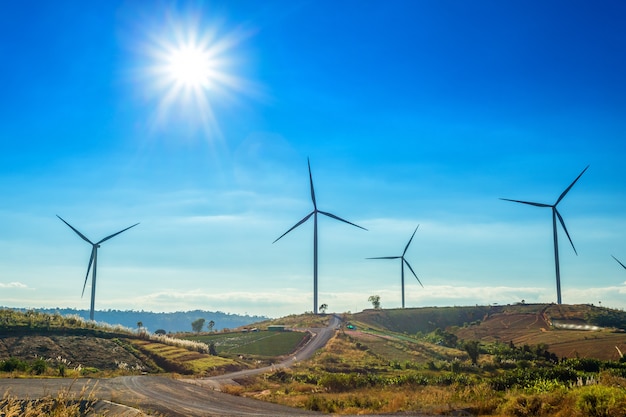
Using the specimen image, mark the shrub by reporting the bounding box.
[30,358,48,375]
[576,385,626,417]
[0,357,28,373]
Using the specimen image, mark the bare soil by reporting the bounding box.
[0,334,158,372]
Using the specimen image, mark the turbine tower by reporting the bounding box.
[367,225,423,308]
[273,158,367,314]
[57,215,139,320]
[612,255,626,271]
[501,165,588,305]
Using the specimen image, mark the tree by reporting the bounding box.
[137,321,143,330]
[463,340,480,365]
[319,304,328,314]
[207,320,215,332]
[191,318,206,333]
[368,295,381,309]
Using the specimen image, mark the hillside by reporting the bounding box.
[352,303,626,360]
[0,309,243,376]
[5,307,267,333]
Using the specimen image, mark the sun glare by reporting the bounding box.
[166,45,215,88]
[133,10,260,138]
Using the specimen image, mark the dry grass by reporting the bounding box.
[0,380,99,417]
[234,330,626,416]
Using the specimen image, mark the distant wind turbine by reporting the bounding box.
[57,215,139,321]
[367,225,423,308]
[273,158,367,314]
[501,165,589,305]
[612,255,626,271]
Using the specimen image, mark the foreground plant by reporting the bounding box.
[0,380,98,417]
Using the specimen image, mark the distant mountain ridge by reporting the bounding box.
[5,307,268,333]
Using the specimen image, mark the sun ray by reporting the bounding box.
[129,9,262,141]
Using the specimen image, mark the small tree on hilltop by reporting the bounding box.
[192,318,206,333]
[319,303,328,314]
[207,320,215,332]
[368,295,381,309]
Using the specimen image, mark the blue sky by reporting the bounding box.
[1,1,625,318]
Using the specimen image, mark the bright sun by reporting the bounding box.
[166,45,216,89]
[137,11,259,137]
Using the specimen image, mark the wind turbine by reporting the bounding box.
[501,165,589,305]
[612,255,626,271]
[273,158,367,314]
[57,215,139,321]
[367,225,423,308]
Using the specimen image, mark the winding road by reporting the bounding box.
[0,316,341,416]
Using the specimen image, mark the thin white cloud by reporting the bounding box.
[0,282,28,289]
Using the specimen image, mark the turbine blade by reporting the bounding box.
[57,215,93,244]
[403,225,420,256]
[366,256,401,260]
[97,223,140,244]
[273,212,314,243]
[612,255,626,270]
[555,165,589,205]
[499,198,551,208]
[308,158,317,209]
[318,210,368,231]
[404,259,423,287]
[82,247,95,298]
[555,209,577,255]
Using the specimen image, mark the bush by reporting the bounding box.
[576,385,626,417]
[0,357,28,372]
[30,358,48,375]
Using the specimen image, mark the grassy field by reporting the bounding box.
[187,330,308,357]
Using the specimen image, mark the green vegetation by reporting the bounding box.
[367,295,381,309]
[187,330,308,357]
[240,330,626,416]
[191,317,205,333]
[585,308,626,329]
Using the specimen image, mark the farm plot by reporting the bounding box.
[188,331,308,357]
[132,339,236,374]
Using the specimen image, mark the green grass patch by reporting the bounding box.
[187,331,307,357]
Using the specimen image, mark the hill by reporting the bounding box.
[5,307,267,333]
[352,303,626,360]
[0,309,244,376]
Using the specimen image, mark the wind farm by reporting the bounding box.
[3,2,626,416]
[273,158,367,314]
[367,225,423,308]
[56,216,139,321]
[501,166,589,305]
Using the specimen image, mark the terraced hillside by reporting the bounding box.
[0,309,241,376]
[353,303,626,360]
